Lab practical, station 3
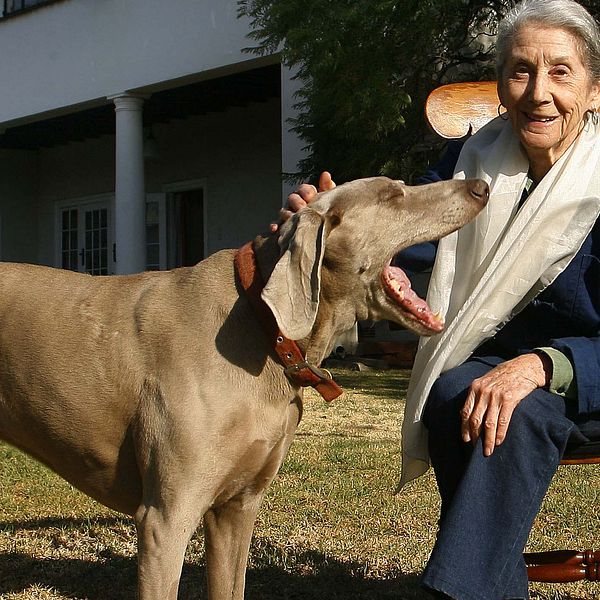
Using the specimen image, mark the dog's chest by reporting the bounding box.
[209,399,302,506]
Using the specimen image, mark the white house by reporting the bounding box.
[0,0,305,274]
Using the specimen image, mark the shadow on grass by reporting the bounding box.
[0,550,138,599]
[331,369,411,403]
[0,523,425,599]
[0,515,128,531]
[1,549,594,600]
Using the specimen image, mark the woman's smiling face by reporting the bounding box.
[498,24,600,180]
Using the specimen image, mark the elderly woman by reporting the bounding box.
[286,0,600,598]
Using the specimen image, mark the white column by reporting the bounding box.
[109,93,147,274]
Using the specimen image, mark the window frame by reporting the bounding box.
[2,0,64,19]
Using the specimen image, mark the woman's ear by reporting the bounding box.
[588,80,600,113]
[496,78,507,111]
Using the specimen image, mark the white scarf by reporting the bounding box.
[399,115,600,489]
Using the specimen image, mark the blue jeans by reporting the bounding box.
[421,357,574,600]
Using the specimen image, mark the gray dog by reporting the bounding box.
[0,176,487,599]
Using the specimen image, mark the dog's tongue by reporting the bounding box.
[382,265,444,333]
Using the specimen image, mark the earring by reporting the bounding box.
[498,103,508,120]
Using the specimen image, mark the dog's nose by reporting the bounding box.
[469,179,489,206]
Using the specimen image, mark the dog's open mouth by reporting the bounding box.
[381,264,444,334]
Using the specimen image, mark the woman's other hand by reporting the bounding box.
[460,353,552,457]
[270,171,336,233]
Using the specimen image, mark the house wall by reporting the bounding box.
[0,0,263,125]
[0,0,303,270]
[36,135,115,266]
[144,99,282,254]
[33,98,281,265]
[0,150,40,263]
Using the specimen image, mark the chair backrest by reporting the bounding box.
[425,81,502,139]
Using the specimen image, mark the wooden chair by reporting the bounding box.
[425,81,600,584]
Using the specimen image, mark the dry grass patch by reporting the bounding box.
[0,368,598,599]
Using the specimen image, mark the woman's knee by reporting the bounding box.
[424,361,489,430]
[503,390,572,456]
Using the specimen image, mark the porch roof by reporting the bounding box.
[0,64,281,150]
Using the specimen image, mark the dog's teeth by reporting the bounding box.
[397,289,404,300]
[434,311,444,323]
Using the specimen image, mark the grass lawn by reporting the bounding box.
[0,368,598,599]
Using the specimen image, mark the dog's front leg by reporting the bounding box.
[203,493,264,600]
[203,402,301,599]
[135,497,201,600]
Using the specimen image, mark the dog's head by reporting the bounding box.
[262,176,488,350]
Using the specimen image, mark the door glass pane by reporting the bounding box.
[61,208,79,271]
[146,201,160,271]
[84,207,108,275]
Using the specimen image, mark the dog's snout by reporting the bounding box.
[469,179,489,206]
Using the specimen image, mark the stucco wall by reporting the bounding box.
[0,0,265,125]
[145,99,282,254]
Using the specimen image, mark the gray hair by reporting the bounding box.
[496,0,600,83]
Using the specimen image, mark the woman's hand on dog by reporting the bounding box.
[270,171,336,233]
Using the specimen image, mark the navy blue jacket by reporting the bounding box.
[402,140,600,419]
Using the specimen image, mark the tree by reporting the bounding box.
[238,0,600,184]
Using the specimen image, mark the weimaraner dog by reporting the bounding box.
[0,176,488,599]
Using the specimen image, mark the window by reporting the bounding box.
[60,208,78,272]
[2,0,60,18]
[84,207,109,276]
[56,196,114,275]
[59,203,110,275]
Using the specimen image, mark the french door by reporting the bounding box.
[59,199,113,275]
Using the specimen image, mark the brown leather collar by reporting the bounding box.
[234,241,342,402]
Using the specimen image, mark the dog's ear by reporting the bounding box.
[262,208,326,340]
